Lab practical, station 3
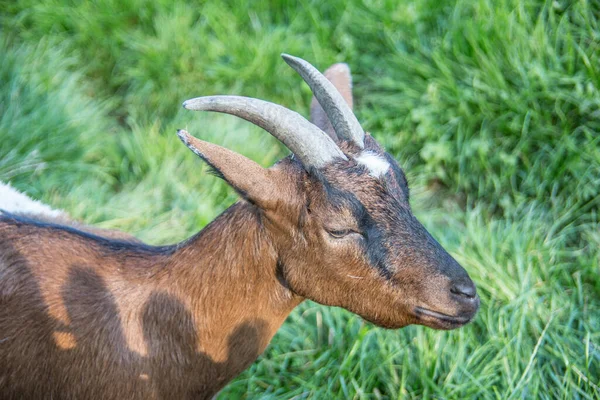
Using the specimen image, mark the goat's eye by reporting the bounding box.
[327,228,354,238]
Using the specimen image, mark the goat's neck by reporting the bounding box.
[165,201,302,368]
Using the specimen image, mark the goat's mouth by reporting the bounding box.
[413,307,474,330]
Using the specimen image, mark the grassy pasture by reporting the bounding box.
[0,0,599,398]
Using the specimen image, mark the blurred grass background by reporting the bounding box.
[0,0,599,398]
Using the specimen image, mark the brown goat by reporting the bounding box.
[0,55,479,399]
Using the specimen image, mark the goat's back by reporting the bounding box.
[0,215,224,400]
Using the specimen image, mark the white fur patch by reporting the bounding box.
[0,182,65,218]
[355,151,390,178]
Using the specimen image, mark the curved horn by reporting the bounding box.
[183,96,347,168]
[281,54,365,148]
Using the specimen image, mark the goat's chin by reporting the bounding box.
[358,308,476,331]
[412,307,476,330]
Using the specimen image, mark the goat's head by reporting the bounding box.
[179,54,479,330]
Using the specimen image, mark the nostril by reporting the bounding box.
[451,281,477,299]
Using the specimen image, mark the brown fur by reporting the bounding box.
[0,62,478,399]
[0,202,298,399]
[14,211,142,242]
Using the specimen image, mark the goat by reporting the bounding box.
[0,54,479,399]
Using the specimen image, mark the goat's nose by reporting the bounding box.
[450,280,477,300]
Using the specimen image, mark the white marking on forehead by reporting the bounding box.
[355,151,390,178]
[0,182,65,218]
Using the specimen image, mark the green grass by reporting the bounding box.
[1,0,599,398]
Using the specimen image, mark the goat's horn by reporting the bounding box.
[183,96,347,168]
[281,54,365,148]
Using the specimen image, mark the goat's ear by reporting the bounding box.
[177,130,280,208]
[310,63,354,141]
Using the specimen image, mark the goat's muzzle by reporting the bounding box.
[413,276,480,330]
